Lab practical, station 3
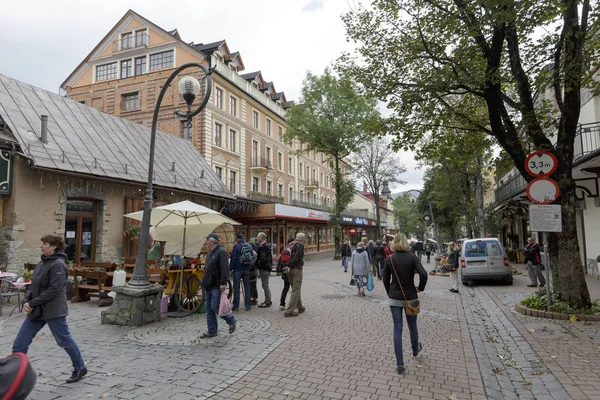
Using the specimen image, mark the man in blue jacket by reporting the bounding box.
[230,233,253,311]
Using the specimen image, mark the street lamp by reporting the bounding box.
[410,190,442,252]
[129,63,212,287]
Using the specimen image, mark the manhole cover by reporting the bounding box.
[320,294,348,300]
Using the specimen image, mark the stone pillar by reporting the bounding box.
[101,285,163,326]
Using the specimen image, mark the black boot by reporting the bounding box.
[66,367,87,383]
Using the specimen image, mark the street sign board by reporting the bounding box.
[529,204,562,232]
[525,150,558,177]
[526,177,560,204]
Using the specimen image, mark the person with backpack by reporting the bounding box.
[249,241,259,306]
[340,240,352,272]
[229,233,255,311]
[277,238,295,310]
[374,240,387,280]
[282,233,306,317]
[255,232,273,308]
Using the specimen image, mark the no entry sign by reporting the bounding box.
[526,177,560,204]
[525,151,558,177]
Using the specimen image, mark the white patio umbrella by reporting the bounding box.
[124,200,241,317]
[150,222,236,258]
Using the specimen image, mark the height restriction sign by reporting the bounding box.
[525,150,558,177]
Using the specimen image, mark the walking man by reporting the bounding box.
[424,242,432,263]
[524,237,546,288]
[284,233,306,317]
[374,240,386,279]
[255,232,273,308]
[200,233,236,338]
[414,240,424,262]
[340,240,351,272]
[230,233,254,311]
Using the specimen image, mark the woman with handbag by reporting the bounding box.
[351,242,370,297]
[445,242,460,293]
[383,233,428,374]
[12,235,87,383]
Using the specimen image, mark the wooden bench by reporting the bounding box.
[80,261,116,271]
[71,269,111,303]
[147,267,166,284]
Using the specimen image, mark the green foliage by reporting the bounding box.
[248,191,284,202]
[391,193,425,239]
[124,225,141,242]
[22,269,32,279]
[484,204,506,237]
[521,290,600,314]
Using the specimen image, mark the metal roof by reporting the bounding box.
[0,73,234,200]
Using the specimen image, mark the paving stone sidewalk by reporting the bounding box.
[1,259,599,399]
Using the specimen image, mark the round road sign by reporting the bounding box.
[526,177,560,204]
[525,151,558,177]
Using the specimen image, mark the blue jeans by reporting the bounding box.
[12,316,85,370]
[205,288,235,335]
[342,256,348,271]
[377,260,384,277]
[232,269,251,309]
[390,306,419,367]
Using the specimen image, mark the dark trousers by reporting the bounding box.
[233,269,251,309]
[13,316,85,371]
[280,273,290,306]
[205,288,234,335]
[390,306,419,367]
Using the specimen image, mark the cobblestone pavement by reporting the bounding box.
[1,259,599,400]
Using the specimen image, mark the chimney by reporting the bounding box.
[40,115,48,143]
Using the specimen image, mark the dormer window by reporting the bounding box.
[120,29,147,51]
[135,29,147,47]
[121,33,133,50]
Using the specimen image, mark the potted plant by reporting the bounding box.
[123,225,141,242]
[22,269,32,282]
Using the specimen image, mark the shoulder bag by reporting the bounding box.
[390,255,421,316]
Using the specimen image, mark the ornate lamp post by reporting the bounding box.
[102,63,211,327]
[129,63,212,287]
[410,189,442,251]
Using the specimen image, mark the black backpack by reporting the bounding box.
[0,353,37,400]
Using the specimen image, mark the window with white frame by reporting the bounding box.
[121,32,133,50]
[229,171,237,194]
[289,187,293,201]
[215,166,222,181]
[320,172,323,185]
[252,177,259,192]
[266,119,272,136]
[266,146,271,165]
[278,184,283,198]
[288,156,293,174]
[300,190,304,202]
[266,180,272,195]
[215,123,222,147]
[135,29,147,47]
[306,165,310,181]
[299,162,303,178]
[278,126,283,142]
[215,87,223,109]
[96,63,117,81]
[229,96,237,117]
[278,152,283,171]
[252,110,259,129]
[252,140,259,164]
[120,60,133,78]
[229,129,237,152]
[149,51,174,71]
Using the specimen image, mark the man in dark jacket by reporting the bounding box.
[200,233,236,338]
[414,241,424,262]
[374,240,387,279]
[524,237,546,288]
[12,234,87,383]
[255,232,273,308]
[283,233,306,317]
[340,240,351,272]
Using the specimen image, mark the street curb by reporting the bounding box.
[515,303,600,322]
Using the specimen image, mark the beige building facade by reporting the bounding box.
[61,10,337,256]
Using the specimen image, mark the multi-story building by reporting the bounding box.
[61,10,337,257]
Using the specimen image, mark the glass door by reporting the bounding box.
[64,200,97,264]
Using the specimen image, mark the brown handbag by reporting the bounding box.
[390,255,421,316]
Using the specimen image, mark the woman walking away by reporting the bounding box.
[351,242,370,297]
[445,242,460,293]
[383,233,428,375]
[12,235,87,383]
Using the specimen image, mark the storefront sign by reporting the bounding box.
[355,217,368,225]
[348,227,357,234]
[341,216,354,223]
[275,204,330,222]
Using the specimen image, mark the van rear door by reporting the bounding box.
[486,240,506,274]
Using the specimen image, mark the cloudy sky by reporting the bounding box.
[0,0,425,191]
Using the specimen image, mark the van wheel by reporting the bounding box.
[505,276,513,285]
[462,278,469,286]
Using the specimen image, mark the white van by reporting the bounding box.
[459,238,512,285]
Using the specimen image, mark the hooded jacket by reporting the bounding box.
[25,251,69,320]
[351,247,370,276]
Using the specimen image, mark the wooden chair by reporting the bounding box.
[24,263,37,271]
[72,269,110,302]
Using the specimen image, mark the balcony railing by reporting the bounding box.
[305,180,319,189]
[291,199,331,212]
[249,157,272,174]
[345,207,377,221]
[494,121,600,203]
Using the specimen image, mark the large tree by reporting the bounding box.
[351,136,407,239]
[340,0,598,307]
[392,192,426,240]
[285,69,381,258]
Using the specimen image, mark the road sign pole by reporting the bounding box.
[543,231,551,311]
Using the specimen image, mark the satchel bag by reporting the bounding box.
[367,271,374,291]
[390,256,421,316]
[28,305,43,322]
